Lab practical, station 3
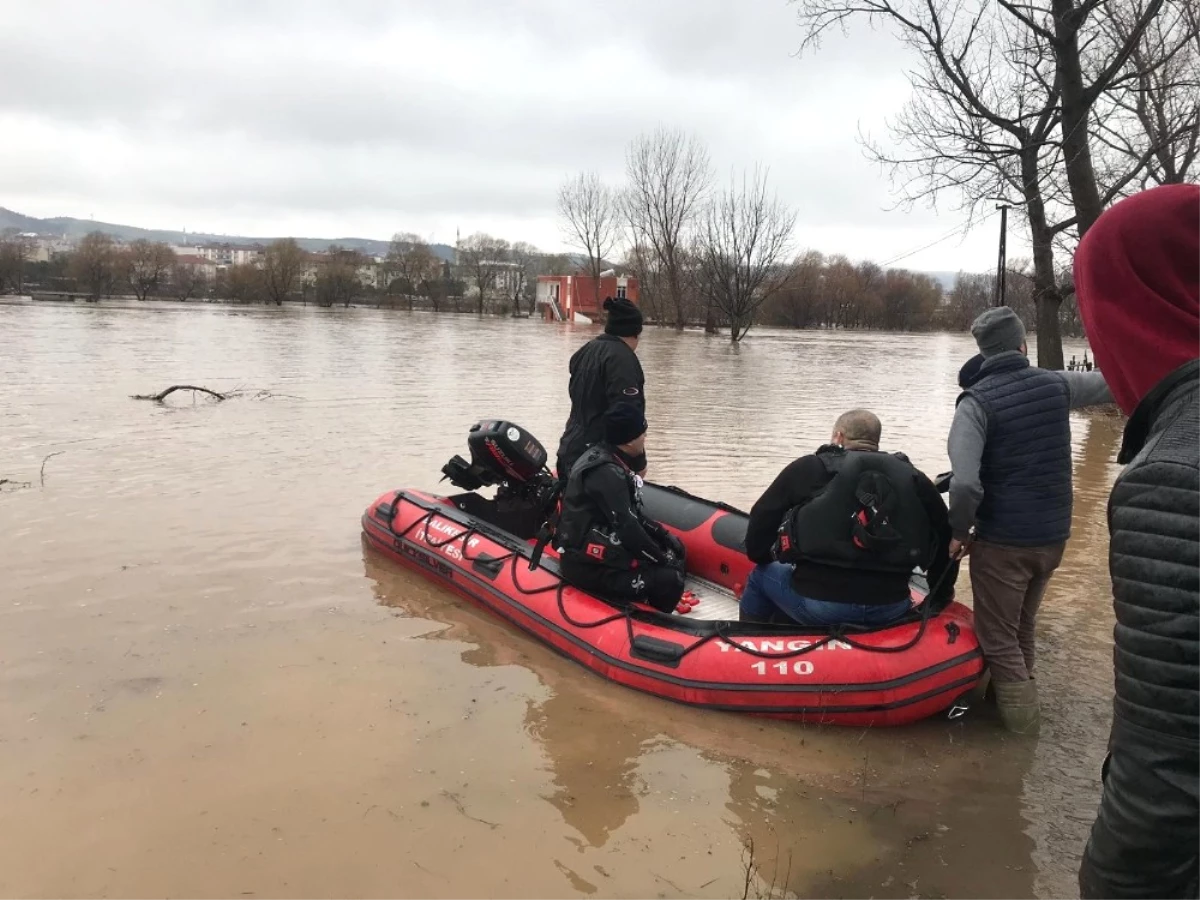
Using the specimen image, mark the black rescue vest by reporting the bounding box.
[555,444,641,569]
[774,449,934,574]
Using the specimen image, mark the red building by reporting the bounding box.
[536,273,639,323]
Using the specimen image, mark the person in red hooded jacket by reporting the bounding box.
[1074,183,1199,900]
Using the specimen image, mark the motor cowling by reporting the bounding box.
[442,419,549,491]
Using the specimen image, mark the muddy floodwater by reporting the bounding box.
[0,301,1119,899]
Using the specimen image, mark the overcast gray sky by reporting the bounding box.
[0,0,1013,270]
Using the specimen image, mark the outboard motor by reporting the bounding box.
[441,420,558,510]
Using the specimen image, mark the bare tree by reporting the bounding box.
[220,263,264,303]
[794,0,1181,369]
[315,246,367,308]
[122,239,174,301]
[1092,0,1200,187]
[624,127,713,329]
[620,242,665,325]
[557,171,620,311]
[508,241,540,316]
[261,238,306,306]
[170,261,207,301]
[0,231,32,293]
[457,232,510,315]
[385,234,442,311]
[697,167,797,342]
[69,231,119,301]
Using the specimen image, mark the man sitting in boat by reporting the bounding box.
[740,409,953,628]
[555,402,686,614]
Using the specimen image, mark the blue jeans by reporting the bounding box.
[740,563,912,628]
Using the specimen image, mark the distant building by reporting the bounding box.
[183,243,264,266]
[9,233,74,263]
[301,252,383,291]
[172,254,219,281]
[536,273,639,323]
[457,260,524,300]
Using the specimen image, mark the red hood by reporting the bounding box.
[1075,183,1200,415]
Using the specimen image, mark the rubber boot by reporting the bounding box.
[993,678,1040,735]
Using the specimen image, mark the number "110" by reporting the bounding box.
[751,660,815,676]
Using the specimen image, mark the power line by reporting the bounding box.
[879,206,1001,268]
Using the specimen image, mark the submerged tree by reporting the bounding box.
[170,261,207,302]
[315,246,367,308]
[122,239,175,302]
[508,241,540,316]
[697,167,797,342]
[261,238,306,305]
[0,231,33,293]
[457,232,510,315]
[385,232,442,311]
[69,231,119,300]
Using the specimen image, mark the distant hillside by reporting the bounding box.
[0,207,456,261]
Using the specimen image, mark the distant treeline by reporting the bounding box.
[636,250,1083,338]
[1,228,1080,338]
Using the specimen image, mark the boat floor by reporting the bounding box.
[677,576,741,622]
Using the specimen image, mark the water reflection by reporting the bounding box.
[361,538,1042,899]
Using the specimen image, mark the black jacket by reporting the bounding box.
[556,445,678,569]
[1079,359,1199,900]
[744,446,953,606]
[555,335,645,476]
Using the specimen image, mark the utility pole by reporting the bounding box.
[994,204,1009,307]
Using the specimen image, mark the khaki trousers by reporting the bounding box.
[969,539,1067,683]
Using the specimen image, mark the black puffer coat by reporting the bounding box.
[1079,359,1199,899]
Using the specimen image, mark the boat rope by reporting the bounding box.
[386,499,958,660]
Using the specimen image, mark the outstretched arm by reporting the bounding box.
[1061,371,1114,409]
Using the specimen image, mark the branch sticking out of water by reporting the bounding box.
[40,451,64,487]
[131,384,227,403]
[1,451,65,492]
[130,385,300,403]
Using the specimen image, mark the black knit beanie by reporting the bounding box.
[605,402,647,446]
[603,296,643,337]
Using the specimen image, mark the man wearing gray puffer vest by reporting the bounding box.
[948,306,1112,734]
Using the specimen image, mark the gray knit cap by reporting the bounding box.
[971,306,1027,357]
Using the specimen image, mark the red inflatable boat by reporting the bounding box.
[362,420,985,727]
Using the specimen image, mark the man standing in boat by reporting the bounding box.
[555,403,686,614]
[948,306,1112,734]
[555,296,646,482]
[740,410,954,629]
